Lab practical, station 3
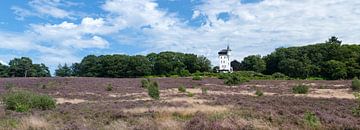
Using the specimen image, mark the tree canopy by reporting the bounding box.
[56,51,212,77]
[1,57,50,77]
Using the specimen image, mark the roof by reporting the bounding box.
[218,45,231,55]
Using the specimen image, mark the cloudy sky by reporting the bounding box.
[0,0,360,73]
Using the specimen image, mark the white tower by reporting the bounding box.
[218,45,233,73]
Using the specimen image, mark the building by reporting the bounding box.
[218,45,233,73]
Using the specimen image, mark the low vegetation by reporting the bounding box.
[303,111,321,128]
[178,85,186,93]
[143,80,160,100]
[255,89,264,97]
[2,91,56,112]
[192,76,203,80]
[353,92,360,116]
[201,87,208,94]
[292,85,309,94]
[106,84,113,91]
[223,73,249,86]
[352,78,360,91]
[141,79,151,88]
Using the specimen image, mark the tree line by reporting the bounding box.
[0,57,50,77]
[231,37,360,79]
[55,51,212,77]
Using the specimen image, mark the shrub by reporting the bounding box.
[351,78,360,91]
[271,72,288,79]
[187,92,195,97]
[178,85,186,93]
[192,76,203,80]
[179,70,191,77]
[201,87,208,94]
[304,111,320,128]
[147,81,160,100]
[223,73,249,86]
[141,79,151,88]
[2,91,56,112]
[255,89,263,97]
[292,85,309,94]
[106,84,113,91]
[352,92,360,116]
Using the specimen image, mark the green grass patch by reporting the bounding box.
[304,111,321,128]
[178,85,186,93]
[292,85,309,94]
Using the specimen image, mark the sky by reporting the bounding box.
[0,0,360,74]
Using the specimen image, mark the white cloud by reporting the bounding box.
[12,0,76,20]
[3,0,360,71]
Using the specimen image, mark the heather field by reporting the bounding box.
[0,77,359,129]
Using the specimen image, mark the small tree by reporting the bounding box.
[147,81,160,100]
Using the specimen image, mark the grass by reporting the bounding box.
[147,80,160,100]
[5,83,16,90]
[141,79,151,88]
[178,85,186,93]
[292,85,309,94]
[2,90,56,112]
[303,111,321,128]
[187,92,195,97]
[0,118,19,128]
[353,92,360,116]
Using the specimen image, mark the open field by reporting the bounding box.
[0,77,359,129]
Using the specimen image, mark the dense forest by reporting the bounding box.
[55,51,212,77]
[231,37,360,79]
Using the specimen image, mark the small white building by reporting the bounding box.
[218,45,233,73]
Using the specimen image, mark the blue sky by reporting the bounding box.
[0,0,360,74]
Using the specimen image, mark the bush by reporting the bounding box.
[147,81,160,100]
[351,78,360,91]
[141,79,151,88]
[2,91,56,112]
[271,72,288,79]
[178,85,186,93]
[106,84,113,91]
[292,85,309,94]
[223,73,249,86]
[304,111,320,128]
[187,92,194,97]
[192,76,203,80]
[352,92,360,116]
[179,70,191,77]
[255,89,263,97]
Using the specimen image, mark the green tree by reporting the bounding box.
[241,55,266,73]
[278,59,312,78]
[231,60,241,71]
[8,57,33,77]
[0,63,8,77]
[55,64,72,77]
[322,60,347,80]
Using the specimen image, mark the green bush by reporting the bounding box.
[106,84,113,91]
[351,78,360,91]
[292,85,309,94]
[141,79,151,88]
[352,92,360,116]
[304,111,320,128]
[255,89,264,97]
[2,91,56,112]
[223,73,249,86]
[271,72,288,79]
[178,85,186,93]
[147,81,160,100]
[179,70,191,77]
[187,92,194,97]
[192,76,203,80]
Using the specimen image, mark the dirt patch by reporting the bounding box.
[123,105,231,115]
[55,98,87,104]
[302,88,355,99]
